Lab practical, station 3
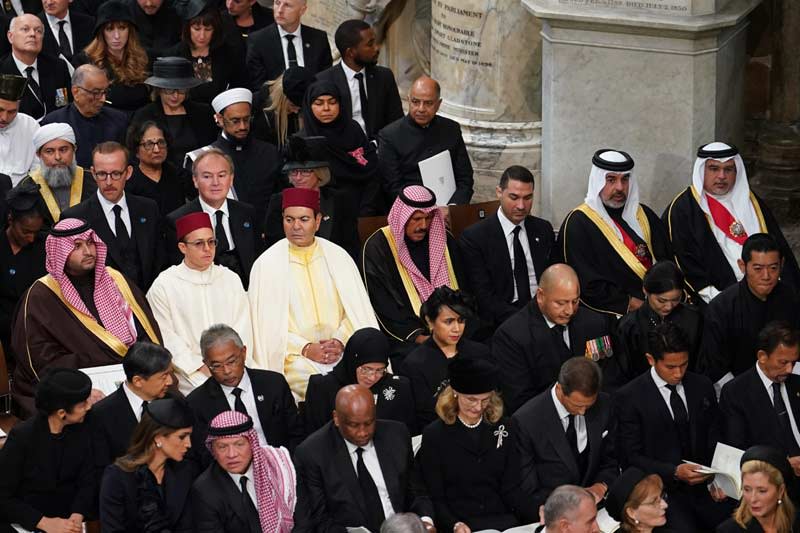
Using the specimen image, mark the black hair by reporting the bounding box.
[647,321,691,361]
[499,165,535,190]
[558,357,602,397]
[125,119,172,155]
[742,233,781,263]
[643,261,684,294]
[334,19,371,58]
[123,342,173,382]
[757,321,800,356]
[182,8,223,50]
[419,286,476,326]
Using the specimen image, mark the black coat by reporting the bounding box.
[492,302,624,413]
[130,101,218,168]
[458,213,555,327]
[88,386,138,485]
[42,103,129,168]
[126,162,192,218]
[245,23,332,90]
[511,389,618,522]
[126,0,181,57]
[37,9,94,61]
[418,417,520,532]
[191,462,260,533]
[315,63,403,139]
[293,420,433,532]
[61,192,163,290]
[0,415,96,530]
[0,52,71,120]
[162,41,249,106]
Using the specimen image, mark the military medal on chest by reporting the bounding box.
[729,220,745,238]
[634,243,649,260]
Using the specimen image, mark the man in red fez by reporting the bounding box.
[248,188,378,402]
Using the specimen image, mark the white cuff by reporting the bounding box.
[714,372,734,400]
[698,285,720,304]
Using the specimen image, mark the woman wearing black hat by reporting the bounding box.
[0,368,95,533]
[300,81,382,216]
[99,398,197,533]
[718,446,798,533]
[618,261,702,379]
[418,356,520,533]
[304,327,415,435]
[74,0,151,113]
[131,57,218,168]
[605,467,674,532]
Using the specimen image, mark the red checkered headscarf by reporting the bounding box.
[205,411,296,532]
[387,185,451,302]
[45,218,136,346]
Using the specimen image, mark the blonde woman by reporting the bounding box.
[257,66,314,148]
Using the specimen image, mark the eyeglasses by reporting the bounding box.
[183,238,217,249]
[222,116,253,127]
[206,353,242,372]
[289,169,316,176]
[161,88,187,96]
[93,170,127,181]
[76,86,109,99]
[642,492,668,506]
[460,395,492,407]
[139,139,167,151]
[357,366,387,378]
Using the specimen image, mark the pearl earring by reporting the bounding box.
[634,518,640,525]
[779,499,783,505]
[156,441,163,448]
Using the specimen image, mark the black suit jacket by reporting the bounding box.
[0,52,71,120]
[614,369,719,485]
[315,63,403,139]
[511,389,618,522]
[293,420,433,532]
[191,462,259,533]
[246,23,332,89]
[719,367,800,455]
[459,213,555,327]
[492,302,624,413]
[186,367,304,462]
[37,10,95,61]
[88,386,138,485]
[61,192,163,290]
[165,198,261,287]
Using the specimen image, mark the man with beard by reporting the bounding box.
[184,88,283,229]
[10,217,161,416]
[0,74,39,185]
[556,149,672,316]
[315,19,403,140]
[21,122,95,229]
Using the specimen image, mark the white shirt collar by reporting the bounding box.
[756,362,778,392]
[344,437,374,455]
[45,11,71,25]
[496,207,523,236]
[122,381,146,420]
[227,463,254,487]
[650,366,671,389]
[277,24,301,38]
[340,61,364,81]
[96,189,128,214]
[12,53,37,71]
[198,195,229,217]
[550,385,570,421]
[219,367,251,395]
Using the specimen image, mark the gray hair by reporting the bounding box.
[379,513,426,533]
[192,148,234,177]
[200,324,244,360]
[9,14,43,34]
[72,64,106,87]
[543,485,594,527]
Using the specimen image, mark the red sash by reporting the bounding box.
[705,195,748,245]
[612,220,653,269]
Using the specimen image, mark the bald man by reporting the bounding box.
[378,75,474,206]
[492,264,625,413]
[293,384,435,532]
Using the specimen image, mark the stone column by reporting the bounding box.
[523,0,762,223]
[428,0,542,199]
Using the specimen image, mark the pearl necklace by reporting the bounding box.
[458,415,482,429]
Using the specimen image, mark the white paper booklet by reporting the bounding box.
[596,507,620,532]
[683,442,745,499]
[475,523,538,533]
[79,364,125,396]
[419,150,456,206]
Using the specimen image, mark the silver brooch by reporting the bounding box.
[257,395,264,402]
[494,424,508,449]
[382,387,396,401]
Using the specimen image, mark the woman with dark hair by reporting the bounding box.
[300,81,381,215]
[418,357,520,532]
[403,286,489,429]
[99,398,196,533]
[0,368,95,533]
[131,57,218,168]
[618,261,702,379]
[304,327,416,435]
[74,0,151,113]
[125,120,193,216]
[606,468,675,533]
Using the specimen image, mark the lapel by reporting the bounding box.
[246,369,271,431]
[373,426,402,510]
[207,377,234,416]
[212,463,251,527]
[682,376,704,455]
[227,202,244,248]
[365,66,379,135]
[330,425,368,516]
[543,396,579,478]
[332,64,351,117]
[523,217,546,277]
[644,372,675,427]
[491,214,513,280]
[746,369,779,428]
[127,196,151,270]
[317,193,334,239]
[86,194,124,267]
[785,377,800,437]
[38,13,58,54]
[583,403,603,483]
[163,462,192,526]
[110,385,138,434]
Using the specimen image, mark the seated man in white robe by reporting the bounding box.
[248,187,377,402]
[147,211,254,393]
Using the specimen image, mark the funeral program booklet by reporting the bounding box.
[683,442,745,499]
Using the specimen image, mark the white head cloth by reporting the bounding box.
[691,141,759,236]
[212,88,253,114]
[32,123,76,151]
[584,149,644,240]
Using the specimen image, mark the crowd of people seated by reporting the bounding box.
[0,1,799,532]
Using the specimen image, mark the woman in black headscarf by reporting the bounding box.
[300,81,382,216]
[303,327,416,435]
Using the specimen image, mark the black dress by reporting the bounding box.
[126,162,191,217]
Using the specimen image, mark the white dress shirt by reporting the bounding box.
[551,385,587,452]
[756,363,800,450]
[340,62,367,134]
[12,54,39,85]
[277,25,304,69]
[543,316,570,349]
[227,464,258,504]
[199,196,236,251]
[344,439,396,519]
[122,381,147,422]
[45,12,73,53]
[96,190,132,237]
[496,209,538,302]
[220,370,268,446]
[649,367,688,420]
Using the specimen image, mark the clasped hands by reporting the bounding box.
[303,339,344,365]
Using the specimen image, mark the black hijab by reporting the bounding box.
[330,327,390,393]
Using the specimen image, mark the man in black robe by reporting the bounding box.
[556,149,672,316]
[698,233,800,393]
[361,185,466,367]
[377,76,473,205]
[663,141,800,304]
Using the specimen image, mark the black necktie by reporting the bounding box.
[24,66,43,104]
[512,226,531,304]
[772,382,800,455]
[553,324,570,358]
[215,210,230,253]
[57,20,72,58]
[353,71,370,134]
[140,400,148,419]
[565,414,579,460]
[666,384,690,456]
[112,205,130,249]
[355,447,385,532]
[232,387,248,416]
[284,34,298,67]
[239,476,261,533]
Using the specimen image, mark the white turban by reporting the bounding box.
[212,88,253,114]
[584,149,644,240]
[33,123,76,151]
